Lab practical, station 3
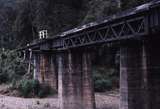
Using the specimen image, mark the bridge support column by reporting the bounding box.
[37,52,57,90]
[144,40,160,109]
[120,42,147,109]
[58,50,95,109]
[33,53,40,80]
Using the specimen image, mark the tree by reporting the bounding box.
[82,0,121,23]
[0,49,27,83]
[0,0,17,49]
[121,0,149,10]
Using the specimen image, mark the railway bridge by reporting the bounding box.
[19,0,160,109]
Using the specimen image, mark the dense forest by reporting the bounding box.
[0,0,149,96]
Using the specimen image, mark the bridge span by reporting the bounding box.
[19,0,160,109]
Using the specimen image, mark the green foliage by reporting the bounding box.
[0,49,27,83]
[11,79,17,90]
[93,67,119,92]
[0,72,8,84]
[18,79,42,98]
[83,0,120,23]
[18,79,56,98]
[37,84,54,98]
[94,79,112,92]
[18,79,36,97]
[32,79,40,95]
[0,0,17,49]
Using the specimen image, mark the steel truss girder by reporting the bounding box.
[62,16,148,49]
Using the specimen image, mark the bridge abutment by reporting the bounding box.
[58,50,95,109]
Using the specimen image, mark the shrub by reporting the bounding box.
[10,79,17,90]
[18,79,56,98]
[92,67,118,92]
[37,84,57,98]
[18,79,40,97]
[0,49,28,83]
[0,73,8,84]
[94,79,112,92]
[37,90,45,98]
[18,79,33,97]
[32,80,40,95]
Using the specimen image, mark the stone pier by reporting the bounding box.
[33,52,58,90]
[144,39,160,109]
[120,42,145,109]
[120,39,160,109]
[58,50,95,109]
[33,53,40,80]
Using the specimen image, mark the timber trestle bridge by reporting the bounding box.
[19,0,160,109]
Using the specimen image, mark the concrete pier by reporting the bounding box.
[58,50,95,109]
[120,39,160,109]
[33,52,57,90]
[120,42,146,109]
